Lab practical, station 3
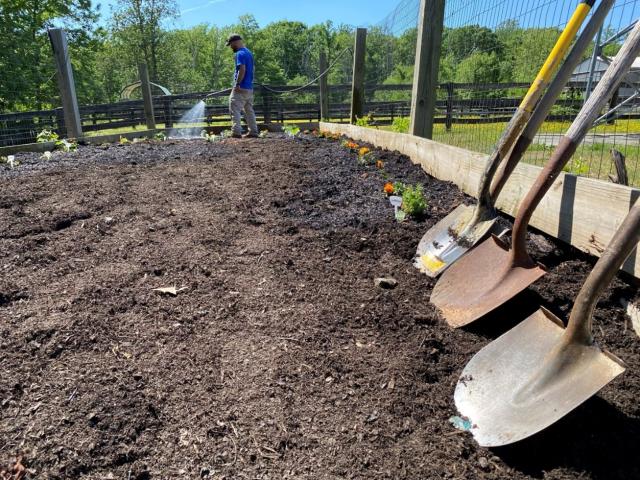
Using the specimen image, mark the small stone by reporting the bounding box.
[374,277,398,289]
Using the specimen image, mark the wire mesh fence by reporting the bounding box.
[424,0,640,185]
[0,37,63,147]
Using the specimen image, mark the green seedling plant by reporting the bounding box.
[119,136,130,145]
[41,151,53,161]
[154,132,167,141]
[357,147,376,166]
[37,129,59,143]
[401,184,428,219]
[220,130,233,138]
[1,155,19,169]
[56,138,77,152]
[259,130,269,138]
[201,130,221,143]
[392,181,407,196]
[283,125,300,138]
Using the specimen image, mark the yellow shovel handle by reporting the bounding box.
[520,0,594,112]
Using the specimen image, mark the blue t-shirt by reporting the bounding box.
[234,47,254,90]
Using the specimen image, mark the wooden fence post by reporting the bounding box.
[445,82,454,132]
[350,28,367,124]
[410,0,445,139]
[262,86,272,124]
[138,62,156,130]
[163,97,173,129]
[48,28,83,138]
[319,51,330,121]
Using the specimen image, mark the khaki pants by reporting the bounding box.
[229,88,258,136]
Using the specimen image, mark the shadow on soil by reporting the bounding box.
[494,396,640,479]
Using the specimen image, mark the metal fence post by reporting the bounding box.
[138,62,156,130]
[163,97,173,129]
[410,0,445,139]
[48,28,83,139]
[350,28,367,124]
[319,51,330,121]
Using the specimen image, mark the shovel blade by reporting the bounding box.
[454,308,625,447]
[415,204,497,278]
[431,235,546,327]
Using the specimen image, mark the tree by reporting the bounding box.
[442,25,503,64]
[110,0,177,81]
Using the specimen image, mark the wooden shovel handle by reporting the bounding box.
[510,20,640,266]
[474,0,595,214]
[489,0,614,202]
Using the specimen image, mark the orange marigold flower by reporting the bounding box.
[383,182,394,195]
[359,147,371,156]
[376,160,384,169]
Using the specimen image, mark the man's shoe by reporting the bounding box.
[230,133,242,139]
[242,133,259,138]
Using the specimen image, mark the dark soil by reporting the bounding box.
[1,133,639,479]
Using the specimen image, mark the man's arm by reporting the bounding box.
[235,64,246,91]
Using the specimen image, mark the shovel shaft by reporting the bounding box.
[489,0,615,202]
[511,20,640,266]
[567,200,640,344]
[474,0,594,214]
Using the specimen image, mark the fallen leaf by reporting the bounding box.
[153,286,187,296]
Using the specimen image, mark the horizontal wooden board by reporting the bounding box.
[319,122,640,279]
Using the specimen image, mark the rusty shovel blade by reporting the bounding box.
[414,204,498,277]
[454,307,625,447]
[430,235,546,328]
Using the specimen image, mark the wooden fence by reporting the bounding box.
[1,81,636,147]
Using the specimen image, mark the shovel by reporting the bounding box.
[431,20,640,328]
[415,0,597,277]
[454,198,640,447]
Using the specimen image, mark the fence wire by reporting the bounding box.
[430,0,640,186]
[0,39,63,147]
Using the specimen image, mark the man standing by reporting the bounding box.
[226,34,259,138]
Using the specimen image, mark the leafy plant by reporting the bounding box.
[392,181,407,196]
[1,155,18,169]
[56,138,77,152]
[283,125,300,138]
[37,129,59,143]
[391,117,410,133]
[201,130,220,143]
[119,136,130,145]
[220,129,233,138]
[401,184,428,218]
[355,112,374,127]
[357,147,376,166]
[154,132,167,141]
[41,151,53,160]
[259,130,269,138]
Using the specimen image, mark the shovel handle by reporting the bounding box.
[566,200,640,345]
[511,20,640,266]
[474,0,595,214]
[489,0,615,202]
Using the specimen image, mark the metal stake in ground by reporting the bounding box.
[414,0,598,278]
[431,18,640,329]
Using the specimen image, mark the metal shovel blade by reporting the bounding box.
[414,205,497,277]
[431,235,546,327]
[454,307,625,447]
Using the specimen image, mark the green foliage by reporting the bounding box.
[563,157,590,176]
[56,138,78,152]
[259,130,269,138]
[201,130,220,143]
[283,125,300,137]
[391,117,410,133]
[37,130,59,143]
[154,132,167,141]
[401,184,428,218]
[0,155,18,169]
[392,181,407,196]
[119,136,130,145]
[355,113,374,128]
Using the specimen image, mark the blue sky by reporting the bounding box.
[98,0,388,28]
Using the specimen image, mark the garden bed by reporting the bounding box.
[1,133,639,479]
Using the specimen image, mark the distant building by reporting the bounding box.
[571,56,640,99]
